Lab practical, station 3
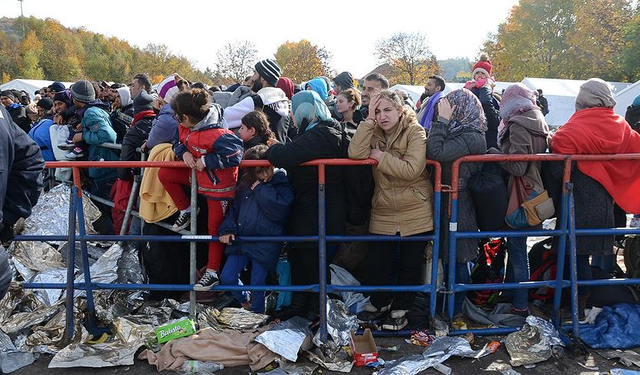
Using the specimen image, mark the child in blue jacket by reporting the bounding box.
[219,144,294,313]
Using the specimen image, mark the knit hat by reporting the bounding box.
[37,97,53,111]
[117,87,132,107]
[70,80,95,103]
[575,78,616,111]
[276,77,295,100]
[156,74,179,104]
[133,90,154,113]
[633,94,640,107]
[255,59,282,87]
[49,81,66,93]
[472,54,493,79]
[53,90,72,107]
[333,71,355,91]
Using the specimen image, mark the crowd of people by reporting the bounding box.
[2,54,640,331]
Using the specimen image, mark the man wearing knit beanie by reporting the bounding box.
[222,58,291,142]
[251,59,282,92]
[70,80,96,103]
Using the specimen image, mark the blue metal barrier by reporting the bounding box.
[13,158,443,342]
[448,153,640,338]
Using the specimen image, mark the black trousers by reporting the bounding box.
[366,232,429,311]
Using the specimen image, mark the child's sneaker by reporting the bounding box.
[381,315,408,331]
[65,147,84,159]
[173,211,192,231]
[194,270,220,291]
[58,139,76,150]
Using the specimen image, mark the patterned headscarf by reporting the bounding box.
[291,90,332,132]
[446,89,487,134]
[499,83,538,124]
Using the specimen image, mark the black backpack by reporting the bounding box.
[469,238,507,306]
[468,162,509,231]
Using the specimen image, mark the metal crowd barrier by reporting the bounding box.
[13,158,443,342]
[12,153,640,343]
[447,153,640,339]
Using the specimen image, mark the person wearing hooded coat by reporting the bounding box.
[488,83,551,315]
[266,90,348,320]
[551,78,640,314]
[110,86,134,143]
[427,88,487,316]
[348,90,434,331]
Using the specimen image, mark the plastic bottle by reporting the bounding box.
[179,360,224,374]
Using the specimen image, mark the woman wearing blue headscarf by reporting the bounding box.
[266,90,348,320]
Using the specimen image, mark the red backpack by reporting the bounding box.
[528,238,557,302]
[469,239,507,306]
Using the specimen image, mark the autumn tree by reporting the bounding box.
[566,0,633,81]
[275,40,334,83]
[482,0,637,82]
[375,32,438,85]
[481,0,575,81]
[213,41,258,84]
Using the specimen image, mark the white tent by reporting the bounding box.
[388,84,425,104]
[0,79,72,100]
[614,80,640,118]
[521,78,632,126]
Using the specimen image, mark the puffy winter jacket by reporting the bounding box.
[173,104,244,200]
[348,109,434,236]
[218,170,294,271]
[81,104,118,181]
[147,104,178,150]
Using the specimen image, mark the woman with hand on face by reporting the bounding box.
[158,89,244,291]
[348,90,434,331]
[426,89,487,319]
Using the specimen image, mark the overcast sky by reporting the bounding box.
[4,0,519,78]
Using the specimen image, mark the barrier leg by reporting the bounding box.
[447,197,459,322]
[118,175,141,239]
[552,188,569,327]
[567,183,580,338]
[62,187,77,344]
[429,191,441,318]
[318,165,328,342]
[189,169,197,319]
[75,192,102,336]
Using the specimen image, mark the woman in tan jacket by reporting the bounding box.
[348,90,434,330]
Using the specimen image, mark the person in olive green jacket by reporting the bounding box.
[348,89,434,331]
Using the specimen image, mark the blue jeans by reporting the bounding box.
[506,236,529,310]
[220,254,268,313]
[454,262,471,314]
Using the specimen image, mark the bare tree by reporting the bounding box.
[214,40,258,84]
[375,32,438,85]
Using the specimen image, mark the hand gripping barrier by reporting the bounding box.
[448,153,640,338]
[13,158,443,342]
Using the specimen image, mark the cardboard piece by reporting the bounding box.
[349,329,378,367]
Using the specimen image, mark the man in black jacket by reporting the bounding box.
[537,89,549,116]
[1,90,31,133]
[0,106,45,300]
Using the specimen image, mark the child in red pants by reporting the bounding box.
[158,89,243,291]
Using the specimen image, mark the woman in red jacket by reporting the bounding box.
[158,89,244,290]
